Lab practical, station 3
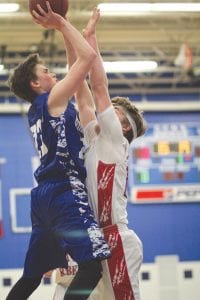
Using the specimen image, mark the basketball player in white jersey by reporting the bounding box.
[54,8,146,300]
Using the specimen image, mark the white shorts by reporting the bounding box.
[53,225,143,300]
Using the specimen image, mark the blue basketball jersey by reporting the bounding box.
[24,93,111,277]
[28,93,86,184]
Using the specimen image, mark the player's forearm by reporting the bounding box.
[62,36,76,69]
[49,21,96,114]
[89,56,108,89]
[64,38,95,111]
[63,29,95,111]
[60,20,96,66]
[75,82,96,128]
[92,84,111,113]
[75,81,94,110]
[88,34,108,93]
[89,42,110,112]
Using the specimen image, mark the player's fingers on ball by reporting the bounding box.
[46,1,52,12]
[36,4,47,16]
[32,10,42,19]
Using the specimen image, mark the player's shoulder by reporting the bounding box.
[28,93,49,123]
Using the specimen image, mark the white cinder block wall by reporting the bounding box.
[0,256,200,300]
[140,257,200,300]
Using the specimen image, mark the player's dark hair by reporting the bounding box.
[111,96,147,143]
[8,53,42,103]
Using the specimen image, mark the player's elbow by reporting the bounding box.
[80,50,97,74]
[86,49,97,66]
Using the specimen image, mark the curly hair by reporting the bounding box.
[8,53,43,103]
[111,96,147,143]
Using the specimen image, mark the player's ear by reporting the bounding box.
[122,122,131,134]
[30,79,40,89]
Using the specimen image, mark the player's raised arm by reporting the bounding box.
[32,1,96,116]
[63,29,96,128]
[83,8,111,114]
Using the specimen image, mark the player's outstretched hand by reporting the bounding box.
[32,1,67,30]
[83,7,100,40]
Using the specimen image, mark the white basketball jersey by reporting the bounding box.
[84,106,129,227]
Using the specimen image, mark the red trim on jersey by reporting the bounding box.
[97,161,135,299]
[103,225,135,300]
[97,161,115,227]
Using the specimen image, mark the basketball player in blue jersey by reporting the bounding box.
[6,2,110,300]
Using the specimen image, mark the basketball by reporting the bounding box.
[29,0,69,17]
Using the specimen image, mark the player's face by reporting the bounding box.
[114,105,132,135]
[35,64,58,92]
[114,105,128,125]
